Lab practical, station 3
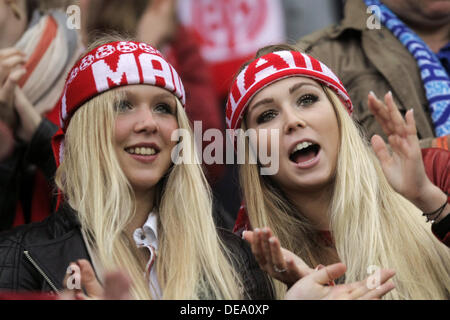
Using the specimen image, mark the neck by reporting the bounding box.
[410,23,450,53]
[285,184,333,231]
[125,188,156,236]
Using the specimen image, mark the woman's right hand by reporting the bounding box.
[243,227,314,288]
[285,263,396,300]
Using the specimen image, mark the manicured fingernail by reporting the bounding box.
[369,91,377,99]
[242,231,247,239]
[268,237,275,244]
[254,228,260,234]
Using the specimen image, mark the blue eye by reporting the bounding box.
[115,100,133,112]
[297,94,318,106]
[257,110,278,124]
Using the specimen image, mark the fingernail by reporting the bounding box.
[315,264,325,271]
[254,228,260,234]
[369,91,377,99]
[242,231,246,239]
[268,237,275,244]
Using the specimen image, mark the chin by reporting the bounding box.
[130,176,161,191]
[286,170,334,192]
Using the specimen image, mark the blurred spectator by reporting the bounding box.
[0,0,84,230]
[177,0,285,99]
[298,0,450,149]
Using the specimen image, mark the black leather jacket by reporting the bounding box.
[0,204,274,299]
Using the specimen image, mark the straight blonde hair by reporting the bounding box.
[240,85,450,299]
[55,83,244,300]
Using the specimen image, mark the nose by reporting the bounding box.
[134,107,158,134]
[283,107,306,134]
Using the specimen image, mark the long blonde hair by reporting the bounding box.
[55,62,244,300]
[240,85,450,300]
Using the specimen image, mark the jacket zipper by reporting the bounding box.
[23,250,60,294]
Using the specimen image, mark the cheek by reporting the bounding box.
[324,115,340,164]
[160,120,179,146]
[252,128,281,155]
[114,118,131,145]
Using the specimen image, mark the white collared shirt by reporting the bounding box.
[133,211,162,299]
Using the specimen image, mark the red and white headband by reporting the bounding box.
[52,41,186,168]
[226,50,353,130]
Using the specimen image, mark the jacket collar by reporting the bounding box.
[45,203,81,239]
[331,0,368,38]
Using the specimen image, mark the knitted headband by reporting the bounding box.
[51,41,186,168]
[225,50,353,130]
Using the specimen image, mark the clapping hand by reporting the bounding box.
[61,259,132,300]
[244,227,396,300]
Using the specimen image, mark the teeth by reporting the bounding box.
[127,147,156,155]
[291,142,313,154]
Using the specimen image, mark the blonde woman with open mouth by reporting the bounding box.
[227,44,450,300]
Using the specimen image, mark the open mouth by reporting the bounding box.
[125,147,160,156]
[289,141,321,165]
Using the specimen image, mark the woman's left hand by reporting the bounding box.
[367,91,446,212]
[61,259,131,300]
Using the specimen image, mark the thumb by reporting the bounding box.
[242,230,254,243]
[13,85,33,111]
[77,259,104,298]
[3,68,26,93]
[312,263,347,285]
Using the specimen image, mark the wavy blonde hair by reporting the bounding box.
[55,38,244,299]
[240,85,450,300]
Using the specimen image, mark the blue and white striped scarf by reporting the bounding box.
[365,0,450,136]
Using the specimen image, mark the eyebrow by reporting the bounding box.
[249,82,320,114]
[152,92,176,101]
[248,98,274,114]
[289,82,320,94]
